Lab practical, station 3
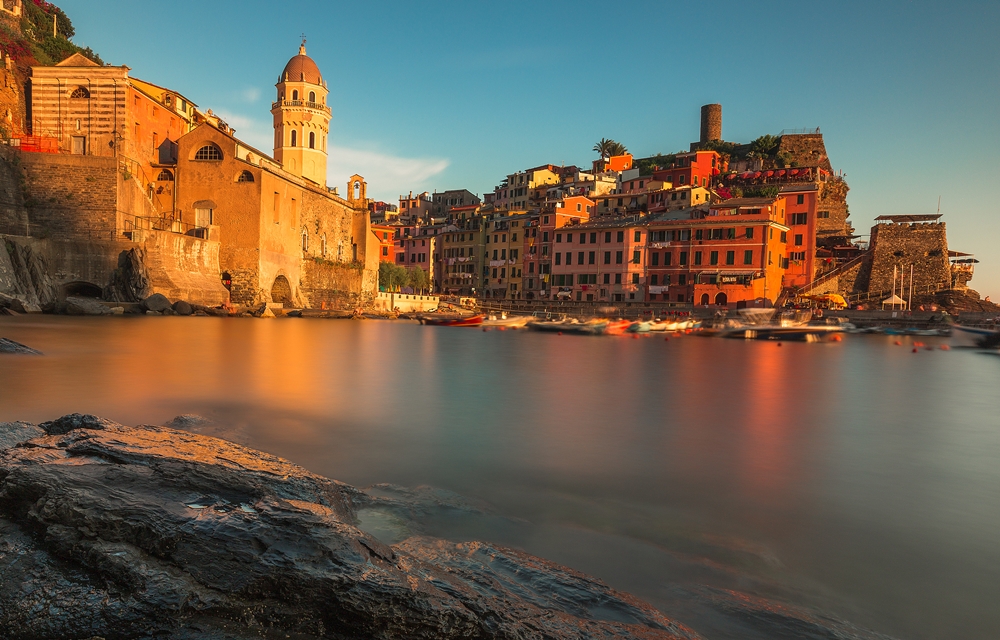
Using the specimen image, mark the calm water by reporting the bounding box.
[1,316,998,639]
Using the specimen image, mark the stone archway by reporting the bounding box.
[715,292,728,306]
[700,293,710,306]
[271,275,293,307]
[61,281,103,299]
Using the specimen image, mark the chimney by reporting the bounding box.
[700,104,722,143]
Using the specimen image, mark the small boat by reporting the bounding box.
[722,325,845,342]
[950,324,1000,348]
[483,313,530,328]
[529,318,608,335]
[419,314,484,327]
[737,308,777,325]
[603,319,633,336]
[627,321,654,333]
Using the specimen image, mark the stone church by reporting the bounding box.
[5,43,378,308]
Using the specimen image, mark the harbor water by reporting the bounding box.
[0,315,998,640]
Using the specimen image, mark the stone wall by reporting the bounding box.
[19,152,118,241]
[131,229,229,306]
[0,152,26,235]
[776,134,833,172]
[817,178,851,245]
[855,222,951,295]
[299,259,375,310]
[0,63,25,137]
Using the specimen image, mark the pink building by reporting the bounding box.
[549,217,647,302]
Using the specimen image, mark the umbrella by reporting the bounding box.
[752,172,762,179]
[742,172,752,179]
[789,169,799,176]
[765,170,774,177]
[776,169,786,177]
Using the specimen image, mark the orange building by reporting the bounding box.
[646,197,789,306]
[371,223,397,262]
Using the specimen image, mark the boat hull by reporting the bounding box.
[950,325,1000,348]
[421,315,484,327]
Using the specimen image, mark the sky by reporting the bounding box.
[57,0,1000,298]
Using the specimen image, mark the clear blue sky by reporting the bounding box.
[58,0,1000,297]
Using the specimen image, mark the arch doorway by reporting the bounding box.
[700,293,710,306]
[715,292,728,306]
[62,281,103,299]
[271,275,293,307]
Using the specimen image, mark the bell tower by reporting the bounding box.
[273,40,330,186]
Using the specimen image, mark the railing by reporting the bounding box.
[779,127,822,136]
[794,250,870,296]
[122,214,206,238]
[271,100,332,114]
[847,282,950,305]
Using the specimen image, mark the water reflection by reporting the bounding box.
[1,316,999,639]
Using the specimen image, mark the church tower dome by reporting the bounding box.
[272,41,330,186]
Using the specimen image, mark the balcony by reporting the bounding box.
[271,100,332,115]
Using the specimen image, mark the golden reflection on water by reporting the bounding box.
[1,316,1000,640]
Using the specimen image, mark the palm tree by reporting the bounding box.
[593,138,628,159]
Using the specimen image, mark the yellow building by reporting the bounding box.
[272,42,330,186]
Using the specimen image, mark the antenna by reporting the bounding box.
[936,196,941,214]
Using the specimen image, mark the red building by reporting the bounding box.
[652,150,726,191]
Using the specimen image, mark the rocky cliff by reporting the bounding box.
[0,415,698,640]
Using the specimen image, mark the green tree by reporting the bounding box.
[378,262,409,291]
[748,134,781,158]
[593,138,628,159]
[408,266,429,294]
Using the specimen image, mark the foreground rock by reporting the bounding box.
[0,415,698,640]
[64,296,112,316]
[0,338,42,355]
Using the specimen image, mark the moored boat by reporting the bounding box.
[529,318,608,335]
[419,314,484,327]
[950,324,1000,348]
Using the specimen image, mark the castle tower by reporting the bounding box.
[272,41,330,186]
[700,103,722,143]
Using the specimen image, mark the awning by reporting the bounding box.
[698,270,757,277]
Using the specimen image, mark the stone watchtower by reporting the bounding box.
[272,41,330,186]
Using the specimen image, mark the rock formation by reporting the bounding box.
[0,415,699,640]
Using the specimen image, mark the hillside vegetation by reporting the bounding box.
[0,1,101,70]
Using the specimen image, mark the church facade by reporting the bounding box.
[25,44,378,308]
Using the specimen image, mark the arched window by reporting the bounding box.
[308,91,316,103]
[194,144,223,161]
[290,130,297,147]
[353,181,361,200]
[156,170,174,181]
[70,86,90,99]
[308,132,315,149]
[237,170,254,183]
[292,90,299,101]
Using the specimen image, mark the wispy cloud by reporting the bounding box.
[239,87,262,104]
[211,111,449,201]
[327,146,448,200]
